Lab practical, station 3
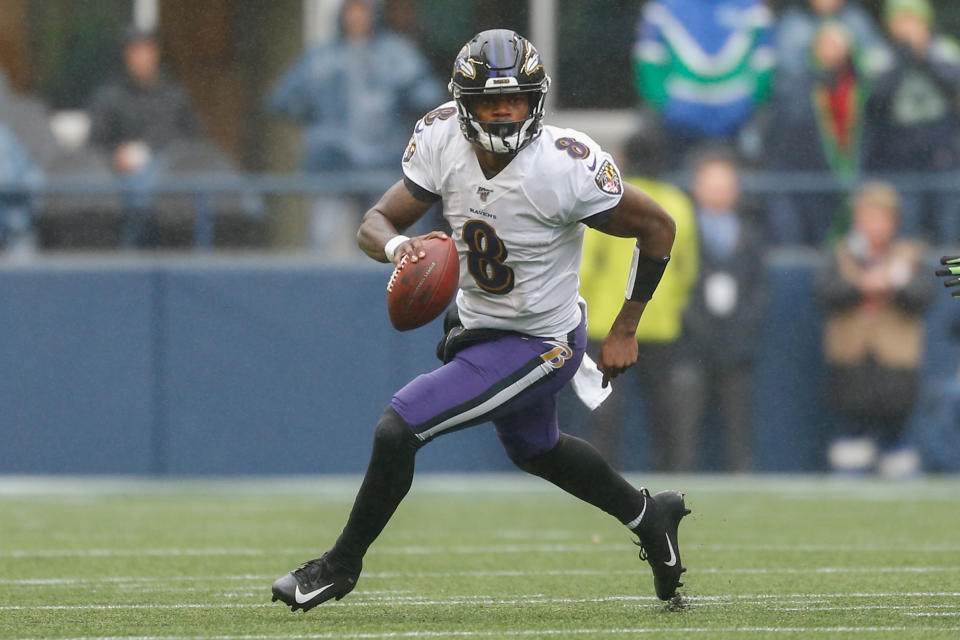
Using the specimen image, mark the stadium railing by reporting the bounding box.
[0,170,398,249]
[1,170,958,249]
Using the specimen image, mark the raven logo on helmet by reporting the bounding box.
[522,42,543,77]
[448,29,551,155]
[454,46,477,80]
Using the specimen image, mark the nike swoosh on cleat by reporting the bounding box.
[627,498,647,530]
[294,582,335,604]
[664,533,677,567]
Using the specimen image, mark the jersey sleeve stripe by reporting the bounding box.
[581,207,615,229]
[403,174,441,203]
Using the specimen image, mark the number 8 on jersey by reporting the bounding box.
[462,220,515,295]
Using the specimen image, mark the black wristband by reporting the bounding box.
[626,244,669,302]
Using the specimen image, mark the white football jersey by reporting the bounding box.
[402,101,624,337]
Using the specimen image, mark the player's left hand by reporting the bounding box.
[937,255,960,298]
[596,332,639,388]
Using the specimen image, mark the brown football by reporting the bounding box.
[386,235,459,331]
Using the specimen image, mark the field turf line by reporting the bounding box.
[3,474,960,640]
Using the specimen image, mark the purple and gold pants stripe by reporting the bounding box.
[390,312,587,462]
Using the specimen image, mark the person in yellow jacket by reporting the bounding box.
[579,130,699,470]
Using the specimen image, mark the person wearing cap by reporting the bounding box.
[776,0,891,81]
[763,19,873,246]
[862,0,960,244]
[88,27,200,175]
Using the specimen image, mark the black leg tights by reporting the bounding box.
[329,417,646,565]
[514,433,647,526]
[330,407,421,562]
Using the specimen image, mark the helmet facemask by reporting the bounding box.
[454,86,549,155]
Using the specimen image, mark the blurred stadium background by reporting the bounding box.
[1,0,960,476]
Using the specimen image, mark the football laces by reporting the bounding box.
[386,255,409,293]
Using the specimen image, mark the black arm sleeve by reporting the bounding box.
[581,207,615,229]
[403,175,441,204]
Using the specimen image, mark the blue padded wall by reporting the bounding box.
[0,268,156,473]
[1,254,958,475]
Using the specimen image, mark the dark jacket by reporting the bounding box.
[862,40,960,173]
[763,55,872,244]
[88,75,199,153]
[680,213,767,367]
[765,58,869,178]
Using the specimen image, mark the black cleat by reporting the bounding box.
[271,552,361,612]
[632,488,690,601]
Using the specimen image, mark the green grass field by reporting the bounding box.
[2,474,960,639]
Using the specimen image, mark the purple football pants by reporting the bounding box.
[391,311,587,462]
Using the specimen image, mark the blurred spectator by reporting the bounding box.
[775,0,890,81]
[88,26,200,176]
[267,0,445,255]
[814,181,933,477]
[862,0,960,244]
[2,95,60,172]
[913,360,960,472]
[633,0,776,168]
[578,126,699,470]
[0,123,41,256]
[87,26,205,247]
[669,147,767,472]
[0,64,9,103]
[764,20,871,246]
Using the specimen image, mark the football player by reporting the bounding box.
[938,256,960,297]
[271,29,690,612]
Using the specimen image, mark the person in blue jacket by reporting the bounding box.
[0,123,41,254]
[267,0,445,254]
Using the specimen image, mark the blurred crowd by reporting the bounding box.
[2,0,960,475]
[592,0,956,478]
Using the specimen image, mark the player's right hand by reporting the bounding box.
[937,256,960,298]
[596,332,638,388]
[396,231,449,265]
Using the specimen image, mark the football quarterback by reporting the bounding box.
[271,29,689,613]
